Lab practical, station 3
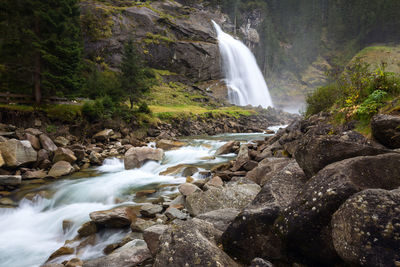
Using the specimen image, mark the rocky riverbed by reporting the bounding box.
[1,111,400,267]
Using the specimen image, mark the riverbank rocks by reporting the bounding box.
[215,141,240,155]
[295,132,391,178]
[196,208,240,232]
[185,181,261,216]
[245,157,291,185]
[124,147,164,170]
[156,139,187,150]
[371,114,400,149]
[83,241,151,267]
[39,134,57,152]
[93,129,114,141]
[90,206,136,228]
[331,189,400,266]
[22,170,47,179]
[25,133,41,150]
[276,153,400,264]
[48,161,74,178]
[222,161,306,263]
[0,139,37,168]
[78,221,97,237]
[53,147,76,163]
[153,219,239,267]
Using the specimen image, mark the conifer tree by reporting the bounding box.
[120,38,152,109]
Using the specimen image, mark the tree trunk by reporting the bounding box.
[34,17,41,104]
[129,97,134,109]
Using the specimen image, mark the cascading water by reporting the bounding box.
[212,21,273,108]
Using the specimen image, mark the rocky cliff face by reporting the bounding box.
[80,1,232,83]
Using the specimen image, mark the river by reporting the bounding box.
[0,127,283,267]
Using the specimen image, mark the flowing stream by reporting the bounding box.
[0,129,283,267]
[212,21,273,108]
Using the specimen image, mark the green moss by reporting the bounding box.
[43,104,83,123]
[143,32,175,45]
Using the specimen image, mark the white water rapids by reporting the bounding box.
[212,21,273,108]
[0,130,283,267]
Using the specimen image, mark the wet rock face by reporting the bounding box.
[81,1,228,83]
[154,219,239,267]
[371,114,400,149]
[276,153,400,264]
[89,206,136,228]
[332,189,400,266]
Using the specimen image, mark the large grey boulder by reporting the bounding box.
[196,208,240,232]
[0,139,37,168]
[156,139,187,150]
[124,147,164,169]
[83,240,151,267]
[221,161,305,263]
[231,144,249,171]
[48,161,74,177]
[295,132,391,178]
[371,114,400,149]
[245,157,292,185]
[332,189,400,266]
[153,219,239,267]
[215,141,240,156]
[185,182,260,216]
[143,224,169,256]
[276,153,400,264]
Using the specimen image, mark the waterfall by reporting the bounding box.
[212,21,273,108]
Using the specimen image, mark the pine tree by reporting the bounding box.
[120,38,152,109]
[1,0,83,103]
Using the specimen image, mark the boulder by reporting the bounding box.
[78,221,97,237]
[196,208,240,232]
[25,133,41,150]
[276,153,400,264]
[156,139,187,150]
[130,218,156,232]
[204,176,223,189]
[371,114,400,149]
[165,207,188,220]
[39,134,57,152]
[0,175,21,186]
[140,203,163,218]
[89,151,102,165]
[124,147,164,170]
[90,206,136,228]
[295,133,390,178]
[185,182,261,216]
[47,246,74,261]
[0,153,4,168]
[143,224,169,256]
[48,161,74,178]
[245,157,292,186]
[231,144,249,171]
[154,219,239,267]
[182,166,198,177]
[250,258,274,267]
[53,147,77,163]
[221,161,305,263]
[215,141,240,156]
[25,128,42,136]
[0,139,37,168]
[64,258,83,267]
[54,136,70,147]
[332,189,400,266]
[93,129,114,141]
[83,241,151,267]
[178,183,201,196]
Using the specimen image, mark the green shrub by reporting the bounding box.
[138,102,151,114]
[305,84,340,116]
[356,90,388,120]
[82,100,104,122]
